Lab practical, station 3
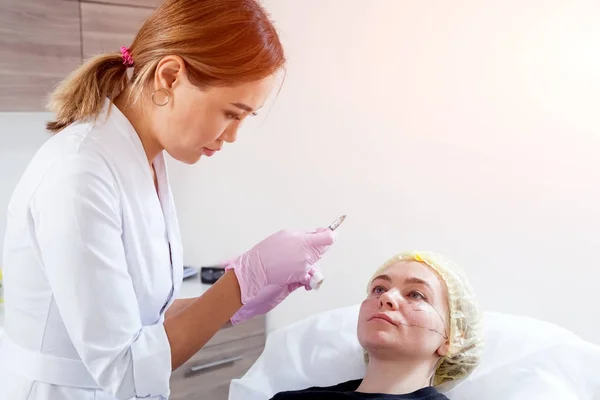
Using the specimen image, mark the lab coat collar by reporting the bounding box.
[97,98,154,174]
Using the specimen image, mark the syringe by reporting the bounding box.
[309,215,346,290]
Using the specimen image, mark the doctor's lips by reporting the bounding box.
[368,312,398,326]
[203,147,220,157]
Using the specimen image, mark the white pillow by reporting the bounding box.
[439,311,600,399]
[229,305,600,400]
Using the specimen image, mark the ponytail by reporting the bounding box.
[46,52,129,134]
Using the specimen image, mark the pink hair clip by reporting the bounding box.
[120,46,134,67]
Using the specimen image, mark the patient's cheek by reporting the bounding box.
[358,298,375,318]
[356,320,370,347]
[357,322,388,350]
[402,302,446,337]
[357,302,380,346]
[406,302,431,320]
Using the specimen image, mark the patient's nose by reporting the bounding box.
[379,290,400,310]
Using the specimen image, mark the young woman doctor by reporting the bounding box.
[0,1,337,399]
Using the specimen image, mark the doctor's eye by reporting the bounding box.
[407,291,426,301]
[224,111,241,121]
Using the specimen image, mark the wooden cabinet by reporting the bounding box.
[0,0,81,111]
[80,0,162,8]
[80,2,154,60]
[0,0,158,111]
[170,315,266,400]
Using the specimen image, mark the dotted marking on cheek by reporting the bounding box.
[404,307,448,339]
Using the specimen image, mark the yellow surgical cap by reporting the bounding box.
[365,250,483,386]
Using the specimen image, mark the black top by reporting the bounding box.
[270,379,449,400]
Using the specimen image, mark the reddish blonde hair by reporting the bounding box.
[46,0,285,133]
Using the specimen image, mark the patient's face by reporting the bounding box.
[357,261,450,361]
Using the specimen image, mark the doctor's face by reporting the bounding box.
[357,261,450,363]
[148,57,277,164]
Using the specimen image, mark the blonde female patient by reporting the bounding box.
[271,251,483,400]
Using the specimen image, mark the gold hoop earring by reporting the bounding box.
[151,88,171,107]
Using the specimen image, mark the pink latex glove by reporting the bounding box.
[225,228,336,306]
[230,281,307,325]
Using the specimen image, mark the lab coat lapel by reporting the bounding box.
[110,100,183,313]
[154,154,183,299]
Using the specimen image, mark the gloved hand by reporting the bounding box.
[225,228,336,306]
[230,280,310,325]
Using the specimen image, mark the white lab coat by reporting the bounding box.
[0,99,184,400]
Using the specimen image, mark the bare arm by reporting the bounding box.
[164,270,242,370]
[165,297,196,320]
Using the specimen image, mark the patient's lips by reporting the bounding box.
[369,312,397,327]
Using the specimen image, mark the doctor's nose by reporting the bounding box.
[221,124,239,144]
[379,290,400,311]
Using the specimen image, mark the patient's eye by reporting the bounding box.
[408,291,426,301]
[371,285,386,295]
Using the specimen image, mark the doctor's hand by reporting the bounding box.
[229,278,312,325]
[224,228,336,307]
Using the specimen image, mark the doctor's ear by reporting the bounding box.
[436,339,450,357]
[154,55,188,91]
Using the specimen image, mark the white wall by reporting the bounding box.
[167,0,600,343]
[1,0,599,345]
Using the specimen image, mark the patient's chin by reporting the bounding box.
[362,342,408,362]
[358,328,401,353]
[359,326,439,361]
